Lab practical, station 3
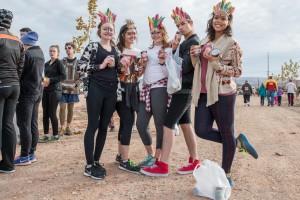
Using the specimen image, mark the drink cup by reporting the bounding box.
[191,45,201,55]
[107,55,115,68]
[141,51,148,62]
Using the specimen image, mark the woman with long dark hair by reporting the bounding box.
[78,9,119,180]
[115,19,145,173]
[191,0,258,186]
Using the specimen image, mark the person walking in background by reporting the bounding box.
[40,45,66,143]
[115,19,145,173]
[277,86,283,106]
[19,27,32,38]
[274,91,278,105]
[241,80,253,106]
[78,9,119,180]
[258,83,267,106]
[264,76,278,107]
[59,42,81,136]
[0,9,24,173]
[286,79,297,107]
[15,31,44,166]
[190,1,258,186]
[140,7,200,177]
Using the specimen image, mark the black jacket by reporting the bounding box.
[0,29,24,87]
[44,59,67,91]
[179,34,200,90]
[19,46,45,96]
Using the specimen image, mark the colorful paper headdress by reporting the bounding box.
[171,7,189,24]
[213,0,235,15]
[125,19,136,29]
[148,14,165,30]
[97,9,116,25]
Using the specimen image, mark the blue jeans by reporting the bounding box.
[267,90,275,106]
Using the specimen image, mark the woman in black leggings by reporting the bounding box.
[78,9,119,180]
[114,19,146,173]
[40,45,66,143]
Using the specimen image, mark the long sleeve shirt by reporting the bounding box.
[44,58,67,91]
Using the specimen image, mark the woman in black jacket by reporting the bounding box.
[40,45,66,143]
[0,9,24,173]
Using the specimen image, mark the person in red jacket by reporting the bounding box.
[264,76,278,107]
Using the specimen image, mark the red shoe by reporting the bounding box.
[177,157,200,175]
[140,161,168,177]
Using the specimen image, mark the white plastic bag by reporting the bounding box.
[193,159,231,200]
[165,49,182,94]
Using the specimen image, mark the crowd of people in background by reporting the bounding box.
[243,76,299,107]
[11,0,300,189]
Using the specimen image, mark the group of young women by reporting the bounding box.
[73,0,259,186]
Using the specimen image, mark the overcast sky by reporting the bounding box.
[2,0,300,77]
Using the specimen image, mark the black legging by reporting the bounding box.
[84,83,117,165]
[42,90,62,135]
[194,93,236,173]
[0,85,20,170]
[116,91,135,145]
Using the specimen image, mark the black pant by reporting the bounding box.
[260,96,265,105]
[243,94,250,103]
[194,93,236,173]
[0,85,20,170]
[42,90,61,135]
[84,84,117,165]
[288,93,294,106]
[278,96,282,106]
[116,92,135,145]
[16,95,42,157]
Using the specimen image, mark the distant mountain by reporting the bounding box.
[235,77,267,87]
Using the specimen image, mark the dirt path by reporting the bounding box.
[1,95,299,200]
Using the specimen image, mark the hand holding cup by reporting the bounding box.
[158,49,167,65]
[190,45,201,57]
[107,55,115,68]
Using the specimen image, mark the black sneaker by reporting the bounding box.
[0,161,15,173]
[119,159,140,174]
[115,154,122,164]
[91,164,105,180]
[94,161,106,176]
[84,165,93,177]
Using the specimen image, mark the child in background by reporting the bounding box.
[277,86,283,106]
[274,91,278,105]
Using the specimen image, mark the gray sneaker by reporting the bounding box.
[38,135,49,143]
[48,135,60,143]
[138,155,156,168]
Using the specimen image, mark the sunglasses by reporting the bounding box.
[65,46,72,50]
[151,31,161,35]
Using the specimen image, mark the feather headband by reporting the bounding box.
[148,14,165,30]
[125,19,136,29]
[171,7,189,24]
[97,9,116,25]
[213,0,235,16]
